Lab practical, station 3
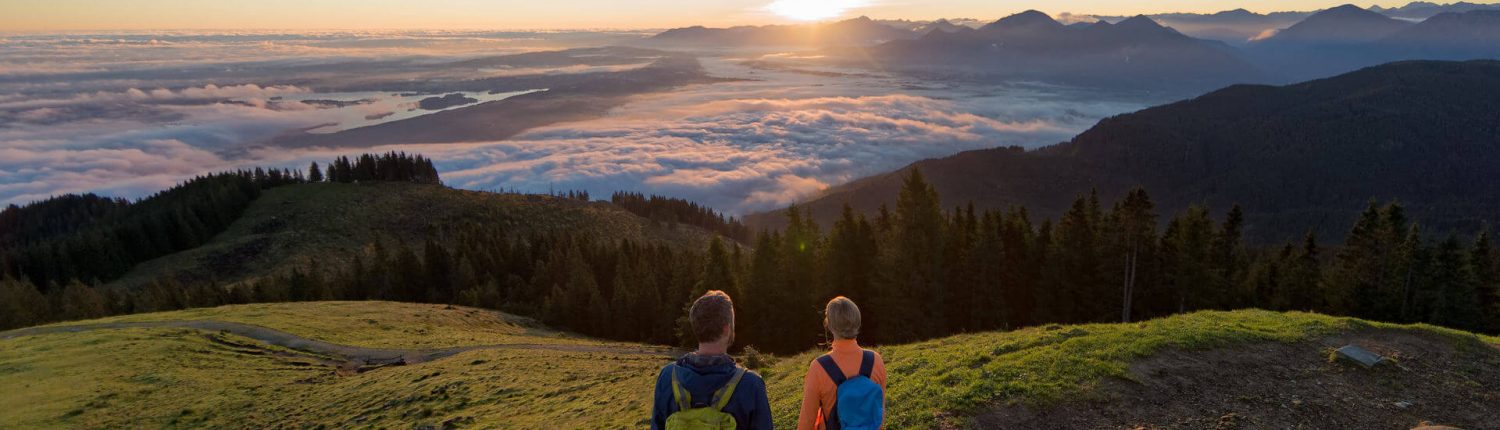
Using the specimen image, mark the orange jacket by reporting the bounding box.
[796,339,887,430]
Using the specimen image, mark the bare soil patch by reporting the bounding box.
[972,330,1500,430]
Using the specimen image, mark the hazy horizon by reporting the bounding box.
[4,0,1499,214]
[0,0,1454,32]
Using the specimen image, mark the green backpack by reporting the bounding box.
[665,365,747,430]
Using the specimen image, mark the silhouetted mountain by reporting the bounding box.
[868,11,1264,93]
[1370,1,1500,19]
[1247,5,1415,80]
[747,61,1500,243]
[1250,7,1500,80]
[1257,4,1412,44]
[979,9,1067,34]
[642,16,917,49]
[914,18,970,35]
[1381,10,1500,57]
[1088,9,1310,44]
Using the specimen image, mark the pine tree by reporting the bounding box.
[999,207,1039,327]
[778,206,822,350]
[1326,201,1411,318]
[1213,204,1248,308]
[1106,189,1157,322]
[1285,233,1323,311]
[743,231,784,351]
[1422,235,1483,330]
[1044,195,1105,322]
[423,239,453,304]
[886,169,945,340]
[826,205,877,305]
[698,237,740,299]
[1472,230,1500,331]
[1161,205,1214,313]
[308,162,324,182]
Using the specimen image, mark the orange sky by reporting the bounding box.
[0,0,1427,31]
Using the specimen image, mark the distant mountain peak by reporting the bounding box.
[1261,3,1409,43]
[983,10,1064,32]
[1322,3,1384,17]
[1117,15,1166,29]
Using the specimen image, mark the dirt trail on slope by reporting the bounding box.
[0,320,676,369]
[971,329,1500,430]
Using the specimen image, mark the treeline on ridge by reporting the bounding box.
[611,191,751,242]
[0,152,442,289]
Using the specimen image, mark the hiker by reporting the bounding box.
[652,290,773,430]
[797,296,886,430]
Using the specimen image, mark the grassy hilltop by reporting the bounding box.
[112,182,718,288]
[3,301,1497,429]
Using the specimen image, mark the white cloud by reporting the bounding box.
[0,38,1154,214]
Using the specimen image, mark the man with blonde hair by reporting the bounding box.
[797,296,886,430]
[651,290,772,430]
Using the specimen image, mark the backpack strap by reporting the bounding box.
[858,350,875,378]
[710,367,747,412]
[816,354,847,385]
[668,365,691,411]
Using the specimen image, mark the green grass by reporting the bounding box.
[0,329,662,429]
[4,303,1495,429]
[113,182,718,288]
[51,301,611,349]
[761,309,1500,428]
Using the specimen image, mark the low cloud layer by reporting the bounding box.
[428,93,1062,213]
[0,36,1153,215]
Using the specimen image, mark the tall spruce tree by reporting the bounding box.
[1472,231,1500,331]
[885,169,946,340]
[308,162,324,182]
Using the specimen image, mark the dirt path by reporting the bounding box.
[0,320,676,369]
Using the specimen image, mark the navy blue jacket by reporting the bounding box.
[651,353,773,430]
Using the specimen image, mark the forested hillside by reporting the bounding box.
[5,166,1497,356]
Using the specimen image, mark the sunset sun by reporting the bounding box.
[765,0,868,21]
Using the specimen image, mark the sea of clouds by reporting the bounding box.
[0,31,1157,214]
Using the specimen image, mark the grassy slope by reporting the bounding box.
[3,303,1496,429]
[2,302,666,429]
[763,310,1499,428]
[113,182,718,288]
[51,301,611,349]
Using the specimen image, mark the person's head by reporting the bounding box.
[824,296,861,340]
[690,290,735,348]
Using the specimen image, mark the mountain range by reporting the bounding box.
[641,16,917,49]
[746,60,1500,243]
[865,11,1266,92]
[640,2,1500,90]
[1369,0,1500,19]
[1250,6,1500,79]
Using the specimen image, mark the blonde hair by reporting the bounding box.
[824,296,861,340]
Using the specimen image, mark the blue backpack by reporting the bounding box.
[815,350,884,430]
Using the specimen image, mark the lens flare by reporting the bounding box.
[765,0,870,21]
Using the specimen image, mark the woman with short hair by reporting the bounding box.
[797,296,886,430]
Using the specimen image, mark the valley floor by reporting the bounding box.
[1,302,1496,429]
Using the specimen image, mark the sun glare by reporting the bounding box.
[766,0,869,21]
